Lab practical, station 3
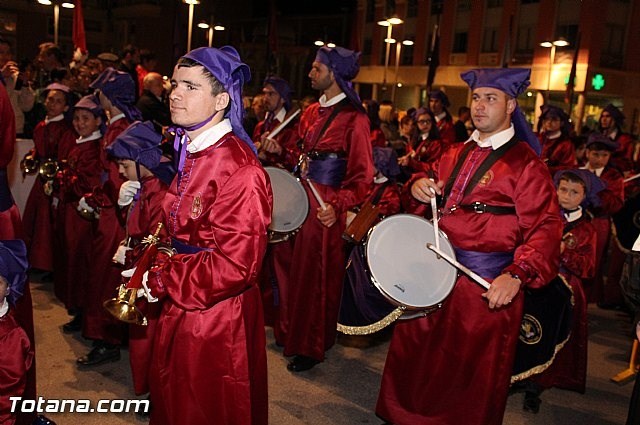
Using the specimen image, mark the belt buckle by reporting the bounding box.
[472,202,485,213]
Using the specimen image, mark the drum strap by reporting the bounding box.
[443,136,519,207]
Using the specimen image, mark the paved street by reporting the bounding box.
[27,279,635,424]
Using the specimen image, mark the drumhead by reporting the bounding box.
[366,214,457,309]
[265,167,309,234]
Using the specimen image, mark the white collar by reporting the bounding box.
[435,111,446,122]
[420,132,429,141]
[374,175,389,184]
[607,128,618,140]
[274,107,287,123]
[564,206,583,222]
[319,92,346,107]
[77,130,102,144]
[544,130,562,140]
[45,114,65,124]
[0,298,8,318]
[580,164,604,177]
[187,118,233,154]
[471,124,515,150]
[109,113,126,125]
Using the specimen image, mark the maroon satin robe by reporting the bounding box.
[22,119,75,271]
[0,83,20,239]
[404,137,447,175]
[53,137,102,311]
[377,140,562,425]
[82,118,130,343]
[282,101,374,362]
[145,132,272,425]
[125,176,168,395]
[0,311,33,425]
[538,133,577,176]
[531,215,596,393]
[436,117,456,145]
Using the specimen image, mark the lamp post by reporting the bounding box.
[392,39,413,104]
[377,16,403,95]
[198,20,225,47]
[314,40,336,48]
[38,0,75,45]
[539,38,569,100]
[183,0,200,52]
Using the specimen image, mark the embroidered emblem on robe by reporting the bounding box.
[478,170,494,186]
[191,193,203,219]
[520,314,542,345]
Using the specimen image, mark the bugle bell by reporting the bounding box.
[20,153,39,176]
[38,158,60,180]
[103,223,166,326]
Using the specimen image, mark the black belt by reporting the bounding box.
[307,151,346,160]
[456,202,516,215]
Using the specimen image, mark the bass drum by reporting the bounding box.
[613,191,640,252]
[338,214,458,335]
[264,167,309,243]
[511,275,574,382]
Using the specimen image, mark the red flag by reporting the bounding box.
[73,0,87,54]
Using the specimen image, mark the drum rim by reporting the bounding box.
[264,166,309,235]
[365,213,457,310]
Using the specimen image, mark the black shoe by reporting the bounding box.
[77,344,120,367]
[62,315,82,333]
[33,415,57,425]
[523,391,542,413]
[286,355,320,372]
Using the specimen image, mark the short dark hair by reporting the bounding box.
[458,106,470,116]
[39,42,64,63]
[586,142,614,152]
[175,57,225,96]
[558,171,587,190]
[120,44,139,59]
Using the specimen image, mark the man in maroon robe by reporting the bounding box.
[282,45,374,372]
[537,104,577,176]
[377,68,562,425]
[141,46,272,425]
[427,89,456,145]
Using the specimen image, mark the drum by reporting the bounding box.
[511,275,574,382]
[338,214,458,335]
[265,167,309,243]
[613,191,640,252]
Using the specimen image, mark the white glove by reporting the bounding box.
[77,197,94,213]
[121,267,157,303]
[118,180,141,207]
[112,242,132,265]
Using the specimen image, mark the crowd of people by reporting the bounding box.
[0,36,639,425]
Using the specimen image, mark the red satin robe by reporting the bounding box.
[436,116,456,145]
[404,136,446,175]
[0,83,21,239]
[126,176,168,395]
[253,114,300,168]
[0,311,34,425]
[22,118,75,271]
[531,214,596,393]
[53,136,102,311]
[82,117,130,343]
[282,101,374,362]
[611,132,635,173]
[370,128,387,147]
[145,132,272,425]
[377,140,562,425]
[538,132,577,176]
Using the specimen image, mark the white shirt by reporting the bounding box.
[0,298,8,318]
[187,118,233,154]
[319,92,346,108]
[470,124,515,150]
[109,113,126,125]
[544,130,562,140]
[564,207,583,223]
[435,111,446,123]
[274,107,287,123]
[580,164,604,177]
[44,113,64,125]
[76,130,102,144]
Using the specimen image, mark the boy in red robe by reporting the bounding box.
[537,104,577,176]
[377,68,562,425]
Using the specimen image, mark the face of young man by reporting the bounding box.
[308,61,334,92]
[73,109,101,138]
[557,179,586,211]
[429,97,443,115]
[117,159,139,181]
[543,116,562,133]
[470,87,515,139]
[44,90,68,118]
[586,149,611,170]
[170,64,225,130]
[599,111,613,130]
[262,84,284,114]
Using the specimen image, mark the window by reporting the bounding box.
[402,43,414,66]
[431,0,444,15]
[600,24,625,68]
[366,0,374,23]
[457,0,471,12]
[556,24,579,47]
[487,0,503,6]
[407,0,418,18]
[481,28,498,53]
[453,32,468,53]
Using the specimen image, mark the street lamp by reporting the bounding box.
[198,20,225,47]
[540,38,569,100]
[377,16,403,94]
[183,0,200,52]
[38,0,75,46]
[392,39,413,104]
[314,40,336,48]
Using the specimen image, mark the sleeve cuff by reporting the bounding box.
[502,263,531,285]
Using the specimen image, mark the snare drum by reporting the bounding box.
[265,167,309,243]
[338,214,458,335]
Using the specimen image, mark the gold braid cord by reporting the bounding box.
[510,274,575,383]
[337,307,405,335]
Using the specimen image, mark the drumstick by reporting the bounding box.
[624,173,640,183]
[426,243,491,290]
[268,108,301,139]
[429,184,440,253]
[306,178,327,210]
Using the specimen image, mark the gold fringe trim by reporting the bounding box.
[337,307,405,335]
[510,274,575,383]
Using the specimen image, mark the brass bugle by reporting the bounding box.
[103,223,165,326]
[20,153,39,175]
[38,158,60,180]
